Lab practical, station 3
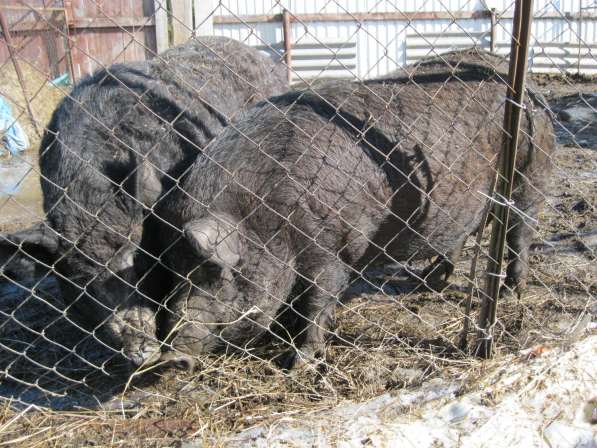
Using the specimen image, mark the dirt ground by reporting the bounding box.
[0,75,595,446]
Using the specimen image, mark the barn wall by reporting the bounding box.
[0,0,157,83]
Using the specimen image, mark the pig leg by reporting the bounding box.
[419,255,454,284]
[503,175,541,298]
[419,238,467,287]
[157,283,218,371]
[285,258,348,370]
[504,208,536,298]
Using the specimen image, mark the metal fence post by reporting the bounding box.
[282,9,293,84]
[154,0,169,53]
[193,0,214,36]
[490,8,497,53]
[475,0,534,358]
[62,2,76,83]
[578,2,583,75]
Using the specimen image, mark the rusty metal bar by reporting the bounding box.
[490,8,497,53]
[213,10,493,25]
[3,18,155,33]
[458,174,497,351]
[62,2,76,84]
[578,4,583,75]
[475,0,534,358]
[0,9,40,137]
[212,10,592,25]
[282,9,292,84]
[0,6,65,11]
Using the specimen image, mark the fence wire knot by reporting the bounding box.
[505,96,527,109]
[477,190,515,207]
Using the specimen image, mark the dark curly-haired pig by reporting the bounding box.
[376,48,555,286]
[0,36,288,367]
[157,50,555,369]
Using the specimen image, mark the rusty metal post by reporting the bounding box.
[282,9,292,84]
[475,0,534,358]
[577,2,583,75]
[0,8,40,136]
[458,176,496,351]
[490,8,497,53]
[61,2,76,84]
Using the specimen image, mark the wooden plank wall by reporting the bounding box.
[0,0,68,80]
[66,0,157,79]
[0,0,158,83]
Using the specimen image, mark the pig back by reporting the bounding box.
[310,79,534,267]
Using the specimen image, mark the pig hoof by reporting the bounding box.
[292,355,325,373]
[275,350,299,371]
[280,346,326,373]
[128,352,147,367]
[127,351,160,367]
[127,346,162,368]
[285,350,332,390]
[499,285,513,299]
[500,284,523,300]
[418,257,454,290]
[160,351,196,372]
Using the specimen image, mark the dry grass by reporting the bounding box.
[0,258,592,446]
[0,60,66,151]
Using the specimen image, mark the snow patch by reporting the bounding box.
[217,336,596,447]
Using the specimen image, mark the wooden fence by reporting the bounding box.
[0,0,157,82]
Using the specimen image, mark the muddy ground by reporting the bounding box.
[0,75,595,446]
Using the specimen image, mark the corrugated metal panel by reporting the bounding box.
[213,1,597,78]
[290,21,359,80]
[406,35,490,65]
[216,0,594,16]
[527,43,597,73]
[400,19,493,73]
[291,40,358,80]
[359,20,405,77]
[489,45,597,74]
[217,0,280,17]
[214,21,282,47]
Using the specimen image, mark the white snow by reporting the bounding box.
[215,335,597,447]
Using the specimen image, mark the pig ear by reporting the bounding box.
[138,160,163,207]
[108,244,137,273]
[0,223,59,280]
[183,215,243,268]
[127,157,162,208]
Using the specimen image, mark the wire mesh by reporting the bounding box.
[0,0,594,445]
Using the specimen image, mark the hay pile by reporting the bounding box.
[0,60,66,151]
[0,274,589,446]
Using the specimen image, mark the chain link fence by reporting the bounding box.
[0,0,595,446]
